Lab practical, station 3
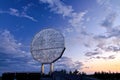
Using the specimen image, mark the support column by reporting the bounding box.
[50,63,53,74]
[41,64,44,74]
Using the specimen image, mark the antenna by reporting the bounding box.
[31,28,65,74]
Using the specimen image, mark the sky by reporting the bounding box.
[0,0,120,76]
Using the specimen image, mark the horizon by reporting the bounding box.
[0,0,120,76]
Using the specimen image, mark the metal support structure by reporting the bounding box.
[50,63,53,74]
[41,64,44,74]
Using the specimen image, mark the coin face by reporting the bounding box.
[31,29,65,64]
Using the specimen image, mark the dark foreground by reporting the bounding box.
[2,71,120,80]
[2,71,97,80]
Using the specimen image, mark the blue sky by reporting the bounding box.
[0,0,120,75]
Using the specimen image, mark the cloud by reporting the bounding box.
[108,55,116,59]
[55,56,83,71]
[85,51,100,57]
[104,45,120,52]
[0,29,32,62]
[92,12,120,52]
[91,55,116,60]
[21,12,38,22]
[107,25,120,38]
[68,11,87,32]
[96,0,112,12]
[9,8,20,16]
[39,0,73,17]
[0,8,37,22]
[96,0,110,6]
[0,29,35,75]
[95,12,120,53]
[0,30,22,54]
[101,12,117,30]
[94,36,120,53]
[39,0,87,32]
[79,1,120,59]
[100,12,120,39]
[22,3,34,12]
